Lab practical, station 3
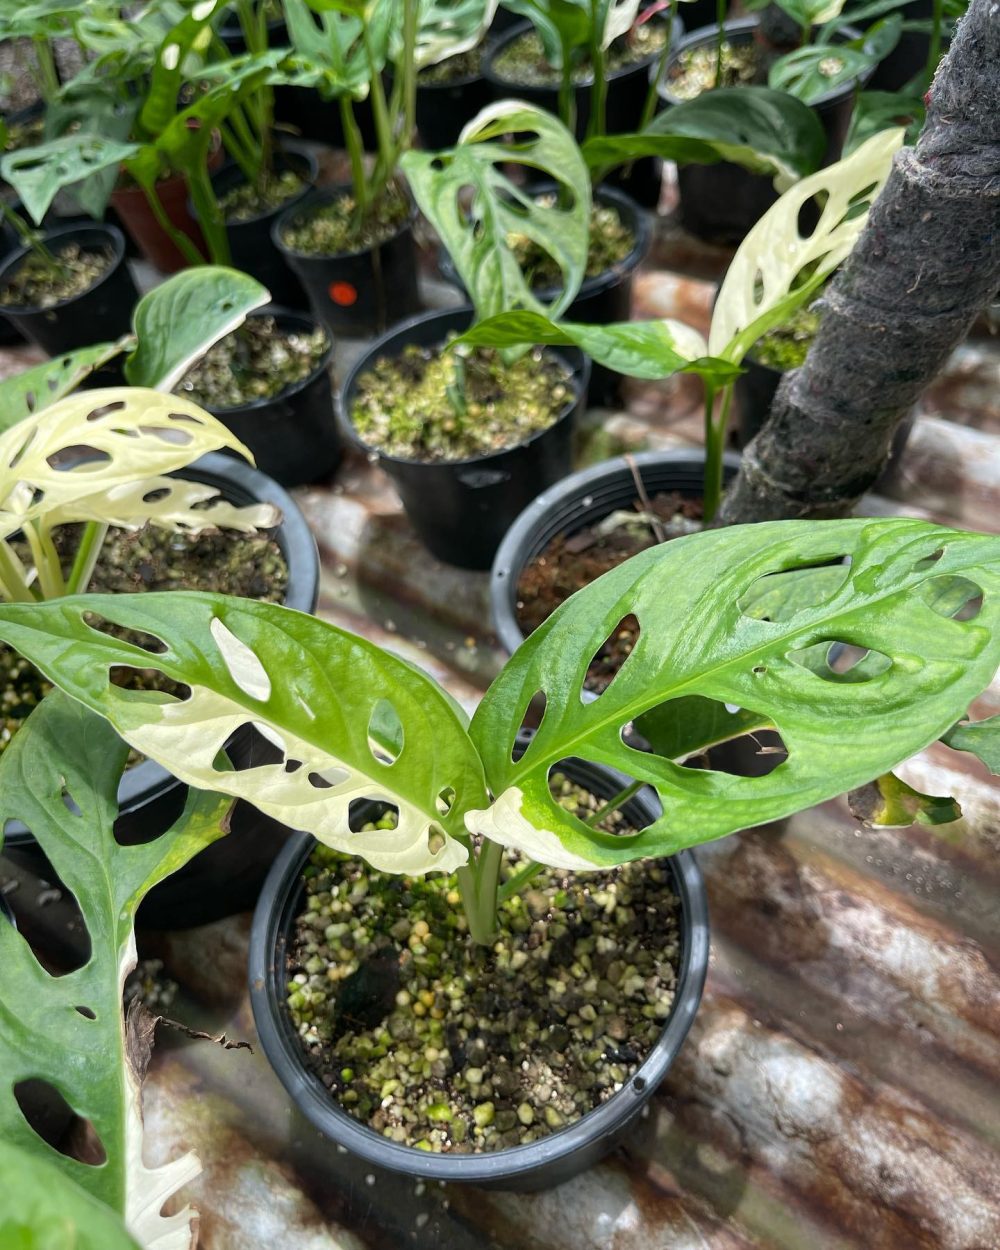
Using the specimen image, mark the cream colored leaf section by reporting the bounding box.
[0,387,256,535]
[415,0,499,69]
[464,787,601,871]
[709,127,904,357]
[117,688,469,876]
[45,477,279,534]
[604,0,642,47]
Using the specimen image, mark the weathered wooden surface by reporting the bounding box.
[2,183,1000,1250]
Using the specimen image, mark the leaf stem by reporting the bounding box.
[65,523,109,596]
[639,0,677,130]
[0,541,40,603]
[340,97,370,224]
[703,382,732,523]
[587,0,608,140]
[714,0,727,89]
[137,175,207,266]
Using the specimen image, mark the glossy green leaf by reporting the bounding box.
[453,309,741,385]
[466,518,1000,868]
[0,692,232,1243]
[941,714,1000,774]
[0,135,139,225]
[584,87,826,184]
[848,771,962,827]
[124,267,270,391]
[500,0,640,62]
[137,0,229,139]
[769,43,876,103]
[0,340,128,433]
[845,89,925,154]
[634,695,773,762]
[0,1140,142,1250]
[0,592,490,876]
[402,101,590,323]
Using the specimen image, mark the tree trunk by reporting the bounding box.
[718,0,1000,525]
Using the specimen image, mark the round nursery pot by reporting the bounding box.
[482,18,681,208]
[438,182,650,407]
[208,139,319,309]
[248,759,709,1191]
[491,448,741,658]
[273,185,421,338]
[414,60,493,151]
[659,16,871,243]
[0,223,137,355]
[197,308,339,487]
[1,453,320,931]
[867,0,938,91]
[340,305,591,570]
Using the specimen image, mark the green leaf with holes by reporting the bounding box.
[124,266,271,391]
[768,43,877,104]
[847,771,962,827]
[0,1139,141,1250]
[0,340,129,433]
[0,593,489,875]
[0,691,232,1245]
[400,101,590,323]
[0,134,140,225]
[465,517,1000,868]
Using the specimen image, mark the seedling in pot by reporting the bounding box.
[454,124,904,519]
[2,507,1000,1153]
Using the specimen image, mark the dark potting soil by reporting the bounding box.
[0,243,113,308]
[0,524,287,755]
[351,343,572,462]
[175,315,329,409]
[752,304,820,370]
[418,46,483,85]
[219,167,309,223]
[279,185,410,256]
[668,39,845,98]
[512,199,635,288]
[517,492,703,692]
[287,777,681,1154]
[493,22,667,86]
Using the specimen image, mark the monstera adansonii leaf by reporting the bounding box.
[401,101,591,323]
[0,692,232,1250]
[465,517,1000,869]
[0,593,489,875]
[0,134,140,224]
[411,0,498,70]
[0,340,130,434]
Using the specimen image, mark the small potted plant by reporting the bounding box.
[3,510,1000,1189]
[340,101,593,570]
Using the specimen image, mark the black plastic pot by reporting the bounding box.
[438,183,650,408]
[273,185,421,337]
[658,17,871,243]
[2,453,320,930]
[209,139,318,309]
[0,223,138,355]
[490,448,741,657]
[482,18,682,208]
[414,62,493,151]
[195,308,339,487]
[867,0,938,91]
[340,306,591,570]
[249,759,709,1190]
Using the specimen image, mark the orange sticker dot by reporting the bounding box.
[329,280,358,306]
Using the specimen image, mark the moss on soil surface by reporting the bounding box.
[176,315,328,409]
[0,523,287,755]
[418,46,483,85]
[667,41,762,98]
[0,243,112,308]
[351,342,572,462]
[752,305,821,370]
[287,778,681,1153]
[511,200,635,288]
[493,23,666,86]
[280,186,409,255]
[219,167,308,223]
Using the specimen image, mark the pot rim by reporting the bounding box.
[483,16,679,91]
[207,138,320,231]
[1,451,319,847]
[248,758,709,1185]
[184,306,334,417]
[337,304,589,472]
[657,14,871,110]
[489,448,743,657]
[271,183,417,262]
[0,222,127,314]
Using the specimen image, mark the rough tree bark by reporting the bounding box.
[719,0,1000,524]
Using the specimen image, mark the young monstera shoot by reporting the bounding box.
[0,387,278,604]
[456,125,904,518]
[1,515,998,947]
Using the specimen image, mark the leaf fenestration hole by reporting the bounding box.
[14,1080,106,1163]
[75,1006,96,1020]
[83,611,168,655]
[631,695,785,776]
[511,690,547,760]
[367,698,404,766]
[739,555,851,622]
[787,640,892,683]
[584,616,640,699]
[912,547,944,572]
[348,799,399,832]
[436,786,456,816]
[307,772,333,789]
[918,575,982,621]
[547,763,653,834]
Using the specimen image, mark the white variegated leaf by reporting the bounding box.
[48,477,279,534]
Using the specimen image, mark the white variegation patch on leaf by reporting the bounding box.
[47,477,279,534]
[465,786,602,870]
